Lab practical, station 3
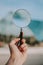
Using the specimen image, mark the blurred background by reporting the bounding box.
[0,0,43,47]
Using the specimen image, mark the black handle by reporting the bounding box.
[19,28,23,45]
[16,28,23,47]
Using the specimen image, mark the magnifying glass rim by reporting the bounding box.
[13,9,31,28]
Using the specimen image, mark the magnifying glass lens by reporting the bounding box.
[13,9,31,28]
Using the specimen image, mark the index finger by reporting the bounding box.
[10,38,20,46]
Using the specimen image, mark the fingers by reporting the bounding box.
[22,39,26,44]
[21,43,28,51]
[19,43,28,53]
[9,38,20,46]
[9,38,20,53]
[9,38,25,47]
[9,38,27,53]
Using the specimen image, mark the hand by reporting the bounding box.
[6,38,28,65]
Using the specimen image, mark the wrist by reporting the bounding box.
[10,55,15,62]
[10,56,22,65]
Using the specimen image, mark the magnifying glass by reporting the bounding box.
[13,9,31,46]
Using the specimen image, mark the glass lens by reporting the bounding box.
[13,9,31,27]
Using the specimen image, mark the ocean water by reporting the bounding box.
[29,20,43,41]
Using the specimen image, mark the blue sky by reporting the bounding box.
[0,0,43,20]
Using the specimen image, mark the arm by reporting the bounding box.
[6,57,14,65]
[6,38,28,65]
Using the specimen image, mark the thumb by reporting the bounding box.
[9,39,20,55]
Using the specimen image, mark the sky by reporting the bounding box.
[0,0,43,20]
